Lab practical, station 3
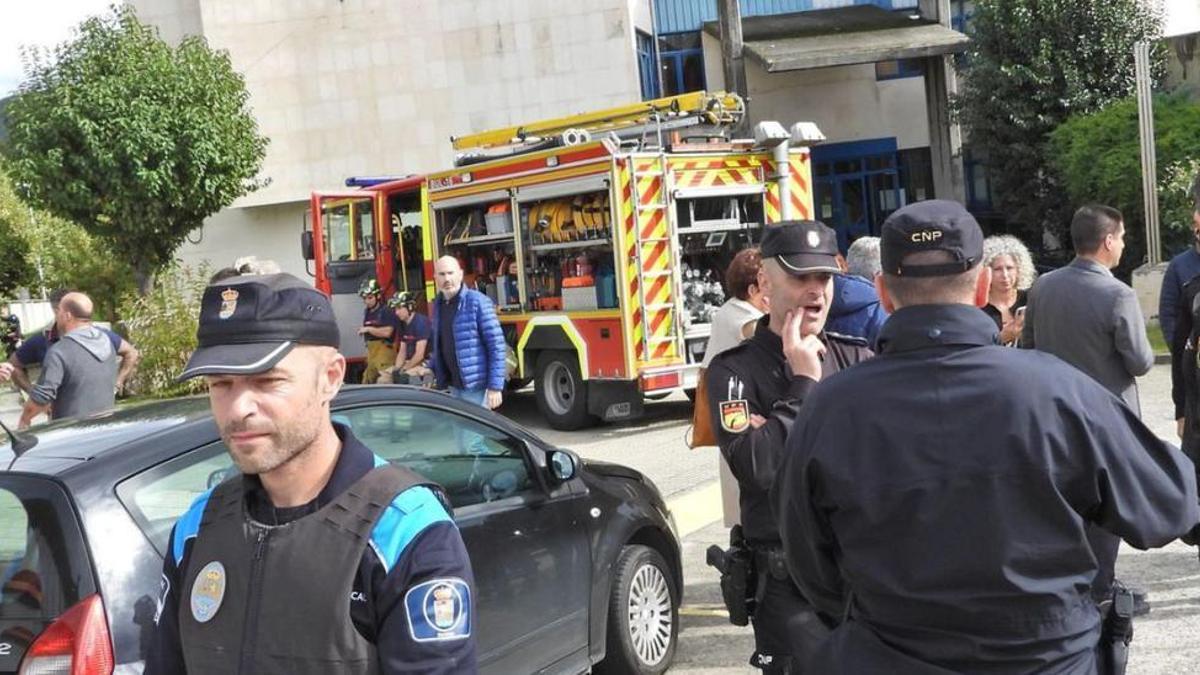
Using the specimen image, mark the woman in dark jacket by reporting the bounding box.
[981,235,1037,346]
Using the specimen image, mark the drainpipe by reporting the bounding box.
[754,121,792,221]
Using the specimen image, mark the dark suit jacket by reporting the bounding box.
[1020,257,1154,413]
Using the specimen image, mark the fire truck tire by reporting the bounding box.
[534,351,596,430]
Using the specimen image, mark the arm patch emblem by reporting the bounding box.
[720,400,750,433]
[405,577,472,642]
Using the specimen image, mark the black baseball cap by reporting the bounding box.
[880,200,983,277]
[179,273,340,381]
[760,220,840,276]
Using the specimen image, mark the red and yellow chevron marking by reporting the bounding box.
[764,155,814,223]
[619,157,677,362]
[670,157,763,190]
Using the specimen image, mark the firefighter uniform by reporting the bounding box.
[360,280,399,384]
[775,200,1199,674]
[706,220,872,673]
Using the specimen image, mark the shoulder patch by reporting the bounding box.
[369,485,454,573]
[405,577,472,642]
[720,400,750,433]
[171,487,215,564]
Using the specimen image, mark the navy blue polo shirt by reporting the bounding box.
[145,424,477,674]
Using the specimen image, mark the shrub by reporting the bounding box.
[118,263,209,398]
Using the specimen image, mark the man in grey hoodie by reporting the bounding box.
[18,292,118,428]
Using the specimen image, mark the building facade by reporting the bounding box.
[135,0,966,275]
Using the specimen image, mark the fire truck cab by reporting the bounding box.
[303,175,430,379]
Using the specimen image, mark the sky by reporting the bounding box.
[0,0,114,96]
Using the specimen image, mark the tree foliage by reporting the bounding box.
[0,177,35,298]
[954,0,1164,249]
[1048,94,1200,273]
[3,5,268,293]
[0,170,135,319]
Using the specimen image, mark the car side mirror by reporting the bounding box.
[301,231,315,260]
[546,449,578,484]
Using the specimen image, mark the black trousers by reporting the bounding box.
[750,573,829,674]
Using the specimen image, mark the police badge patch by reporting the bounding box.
[190,561,227,623]
[720,400,750,433]
[405,577,472,642]
[218,288,239,319]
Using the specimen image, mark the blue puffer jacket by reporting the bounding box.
[826,273,889,349]
[431,288,507,391]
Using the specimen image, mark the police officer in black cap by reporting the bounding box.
[146,273,477,674]
[705,220,872,673]
[774,200,1199,674]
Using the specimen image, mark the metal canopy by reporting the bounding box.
[703,5,970,73]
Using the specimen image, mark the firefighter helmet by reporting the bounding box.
[358,278,382,297]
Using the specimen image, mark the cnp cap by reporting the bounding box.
[880,200,983,277]
[179,273,340,381]
[760,220,840,276]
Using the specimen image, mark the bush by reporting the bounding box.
[118,263,210,398]
[1048,93,1200,273]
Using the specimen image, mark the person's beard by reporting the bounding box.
[221,414,319,475]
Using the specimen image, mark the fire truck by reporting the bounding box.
[304,91,823,429]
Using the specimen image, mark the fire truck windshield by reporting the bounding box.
[322,197,376,262]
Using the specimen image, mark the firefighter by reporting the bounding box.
[705,220,872,673]
[357,279,399,384]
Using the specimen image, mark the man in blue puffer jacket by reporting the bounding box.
[431,256,507,409]
[827,236,889,349]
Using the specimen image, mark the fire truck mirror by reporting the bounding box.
[301,231,315,260]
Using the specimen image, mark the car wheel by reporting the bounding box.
[534,351,595,430]
[596,545,678,675]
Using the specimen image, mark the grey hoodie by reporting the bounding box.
[30,324,118,420]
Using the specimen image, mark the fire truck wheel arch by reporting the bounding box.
[515,317,589,382]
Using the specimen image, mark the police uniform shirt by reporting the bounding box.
[145,423,477,674]
[775,304,1200,673]
[705,315,871,543]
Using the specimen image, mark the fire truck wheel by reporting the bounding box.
[534,351,596,430]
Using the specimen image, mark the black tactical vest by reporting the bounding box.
[179,464,428,674]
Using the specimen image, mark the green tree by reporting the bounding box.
[0,178,35,298]
[3,5,268,294]
[0,171,135,320]
[954,0,1163,249]
[1048,94,1200,273]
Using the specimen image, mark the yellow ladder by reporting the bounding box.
[629,153,685,362]
[451,91,745,152]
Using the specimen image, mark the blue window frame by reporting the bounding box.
[811,138,904,251]
[658,31,706,96]
[636,31,661,100]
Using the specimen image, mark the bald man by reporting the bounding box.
[19,292,119,428]
[430,256,507,409]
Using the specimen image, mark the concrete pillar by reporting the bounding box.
[919,0,966,203]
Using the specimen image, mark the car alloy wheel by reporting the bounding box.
[626,562,672,666]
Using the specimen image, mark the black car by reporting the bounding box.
[0,386,682,674]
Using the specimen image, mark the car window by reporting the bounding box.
[116,443,235,557]
[0,477,95,624]
[334,406,536,508]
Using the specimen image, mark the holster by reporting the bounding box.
[705,525,756,626]
[1097,580,1134,675]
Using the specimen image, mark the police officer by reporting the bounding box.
[706,220,872,673]
[146,273,476,674]
[774,200,1199,673]
[359,278,400,384]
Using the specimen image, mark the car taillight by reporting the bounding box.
[18,594,113,675]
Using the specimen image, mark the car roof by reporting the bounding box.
[0,385,540,476]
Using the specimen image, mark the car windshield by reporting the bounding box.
[0,476,96,671]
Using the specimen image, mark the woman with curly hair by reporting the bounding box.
[982,235,1037,346]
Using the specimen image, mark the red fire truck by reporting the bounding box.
[305,92,823,429]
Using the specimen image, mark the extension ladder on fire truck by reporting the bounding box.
[451,91,745,153]
[629,153,686,363]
